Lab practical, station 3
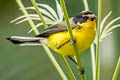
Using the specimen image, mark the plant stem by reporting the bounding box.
[112,57,120,80]
[31,0,48,29]
[60,55,76,80]
[42,46,68,80]
[16,0,39,35]
[31,0,76,79]
[60,0,86,80]
[82,0,96,80]
[82,0,89,11]
[90,44,96,80]
[16,0,67,79]
[96,0,102,79]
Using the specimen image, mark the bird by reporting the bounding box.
[7,10,96,63]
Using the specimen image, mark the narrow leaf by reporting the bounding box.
[100,11,112,33]
[103,17,120,33]
[28,22,55,33]
[104,24,120,34]
[56,0,64,21]
[14,16,54,24]
[21,7,56,21]
[100,32,112,40]
[37,3,59,20]
[10,14,39,23]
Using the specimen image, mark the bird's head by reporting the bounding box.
[73,10,97,27]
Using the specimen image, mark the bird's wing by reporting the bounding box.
[36,18,76,37]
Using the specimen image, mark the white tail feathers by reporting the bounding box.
[19,43,44,46]
[10,36,44,41]
[7,36,47,46]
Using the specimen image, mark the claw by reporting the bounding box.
[78,67,85,75]
[70,38,76,45]
[56,45,61,49]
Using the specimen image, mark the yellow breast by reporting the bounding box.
[48,21,96,56]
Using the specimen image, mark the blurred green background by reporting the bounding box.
[0,0,120,80]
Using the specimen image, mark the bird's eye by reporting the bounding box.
[82,16,88,20]
[73,16,89,23]
[79,16,88,23]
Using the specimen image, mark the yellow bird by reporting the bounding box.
[7,11,96,57]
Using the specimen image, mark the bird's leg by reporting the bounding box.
[70,38,76,45]
[68,56,85,75]
[67,56,77,65]
[78,67,85,75]
[56,39,70,49]
[56,38,76,49]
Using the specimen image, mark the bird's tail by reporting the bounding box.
[6,36,45,46]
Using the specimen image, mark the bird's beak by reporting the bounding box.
[91,14,97,21]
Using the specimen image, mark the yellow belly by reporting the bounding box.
[47,28,95,56]
[47,21,96,56]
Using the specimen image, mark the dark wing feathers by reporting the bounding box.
[36,18,76,37]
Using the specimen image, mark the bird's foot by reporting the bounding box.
[56,45,61,49]
[77,67,85,75]
[70,38,76,45]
